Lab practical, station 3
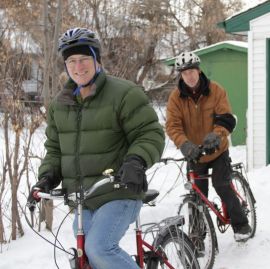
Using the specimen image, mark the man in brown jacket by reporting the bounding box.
[166,51,251,242]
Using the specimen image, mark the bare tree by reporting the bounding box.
[0,47,43,240]
[0,0,247,243]
[2,0,245,87]
[42,0,63,107]
[168,0,244,52]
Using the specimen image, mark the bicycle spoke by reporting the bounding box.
[178,197,216,269]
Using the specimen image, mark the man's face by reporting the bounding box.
[65,54,98,85]
[181,68,200,88]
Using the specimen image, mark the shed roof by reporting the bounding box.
[163,41,248,66]
[217,0,270,34]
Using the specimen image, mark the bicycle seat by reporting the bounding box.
[143,189,159,204]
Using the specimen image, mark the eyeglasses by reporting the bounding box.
[65,56,93,68]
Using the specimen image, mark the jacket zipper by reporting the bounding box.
[190,96,202,139]
[76,104,83,189]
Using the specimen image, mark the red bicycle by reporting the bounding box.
[160,156,256,269]
[27,170,200,269]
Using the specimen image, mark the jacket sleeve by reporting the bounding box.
[38,102,62,184]
[166,89,188,148]
[212,84,233,139]
[118,86,165,168]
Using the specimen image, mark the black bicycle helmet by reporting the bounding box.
[175,51,200,71]
[58,28,102,92]
[58,27,101,56]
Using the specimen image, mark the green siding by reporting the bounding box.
[198,50,247,145]
[217,1,270,33]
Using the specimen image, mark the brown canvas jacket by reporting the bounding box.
[166,78,231,163]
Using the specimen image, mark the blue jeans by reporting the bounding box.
[73,199,142,269]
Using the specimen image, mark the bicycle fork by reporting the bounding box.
[69,200,91,269]
[135,216,144,268]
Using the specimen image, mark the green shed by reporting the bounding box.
[164,41,248,146]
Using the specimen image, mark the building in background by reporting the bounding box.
[218,0,270,170]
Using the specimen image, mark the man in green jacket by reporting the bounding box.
[27,27,164,269]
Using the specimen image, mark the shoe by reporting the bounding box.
[234,223,252,242]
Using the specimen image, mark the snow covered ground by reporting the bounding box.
[0,138,269,269]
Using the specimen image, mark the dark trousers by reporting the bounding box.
[188,150,248,229]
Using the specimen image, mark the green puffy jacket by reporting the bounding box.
[38,71,165,210]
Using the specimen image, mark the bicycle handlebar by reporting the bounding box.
[160,157,186,164]
[160,145,208,164]
[34,174,117,202]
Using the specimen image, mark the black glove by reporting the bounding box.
[117,155,148,194]
[180,141,201,161]
[27,177,54,212]
[203,132,221,155]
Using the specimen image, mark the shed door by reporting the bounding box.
[266,38,270,164]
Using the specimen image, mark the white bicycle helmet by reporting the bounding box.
[175,51,200,71]
[58,27,101,55]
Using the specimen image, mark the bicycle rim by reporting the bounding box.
[178,196,216,269]
[148,225,200,269]
[231,172,257,238]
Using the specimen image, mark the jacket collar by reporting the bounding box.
[178,71,210,99]
[56,71,107,105]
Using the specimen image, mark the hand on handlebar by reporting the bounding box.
[202,132,221,155]
[180,141,201,162]
[116,155,148,194]
[26,177,52,212]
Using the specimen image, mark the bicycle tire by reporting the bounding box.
[178,195,217,269]
[231,171,257,238]
[147,224,200,269]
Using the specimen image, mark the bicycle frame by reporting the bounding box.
[74,200,181,269]
[135,214,175,269]
[187,170,230,225]
[34,180,181,269]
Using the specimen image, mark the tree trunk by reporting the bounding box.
[11,130,21,240]
[43,0,50,108]
[0,163,7,243]
[51,0,62,97]
[11,179,17,240]
[16,204,24,237]
[41,200,53,231]
[0,201,5,243]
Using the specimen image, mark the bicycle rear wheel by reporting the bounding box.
[231,171,257,238]
[147,224,200,269]
[178,195,217,269]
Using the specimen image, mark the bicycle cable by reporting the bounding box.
[53,206,75,269]
[24,203,75,266]
[154,160,187,203]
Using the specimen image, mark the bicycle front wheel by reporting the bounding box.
[178,195,217,269]
[148,224,200,269]
[231,171,257,238]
